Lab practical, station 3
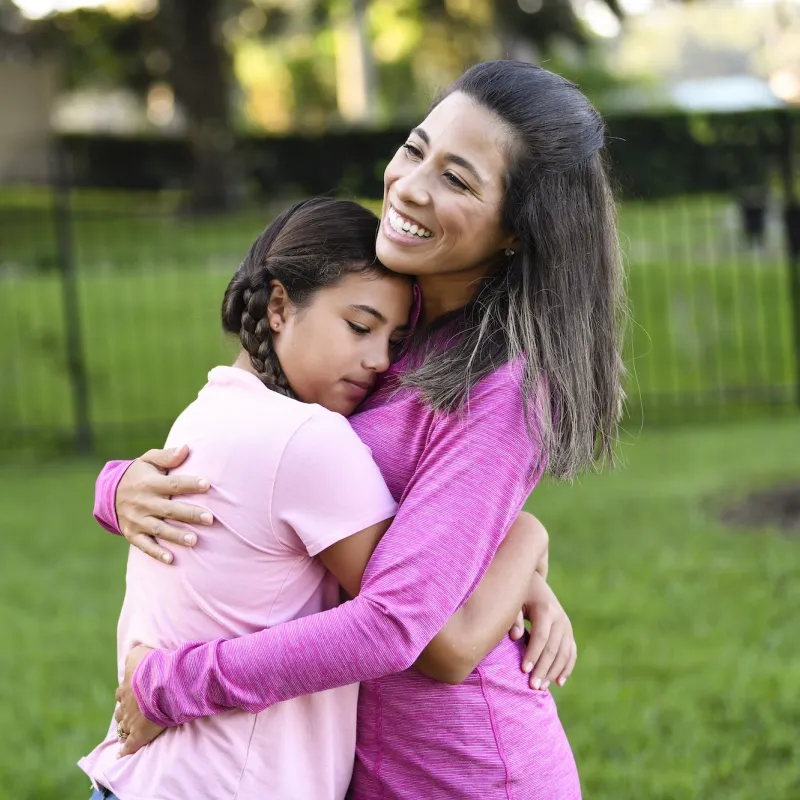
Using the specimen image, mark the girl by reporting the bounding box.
[80,197,558,800]
[94,60,623,799]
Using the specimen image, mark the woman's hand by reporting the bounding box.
[509,575,577,691]
[115,645,165,757]
[116,445,213,563]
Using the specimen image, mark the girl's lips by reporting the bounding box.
[381,212,433,247]
[342,379,370,400]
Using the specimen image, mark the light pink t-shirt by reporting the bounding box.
[79,366,397,800]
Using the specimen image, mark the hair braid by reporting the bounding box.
[239,284,295,398]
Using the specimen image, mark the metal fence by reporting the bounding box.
[1,179,798,457]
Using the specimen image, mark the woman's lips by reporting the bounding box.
[381,212,433,247]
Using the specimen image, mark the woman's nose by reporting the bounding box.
[393,168,430,207]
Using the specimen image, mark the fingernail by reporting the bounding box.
[184,533,196,545]
[511,626,522,637]
[161,552,172,563]
[557,677,566,687]
[532,678,541,690]
[542,680,550,691]
[522,661,533,674]
[200,512,213,524]
[198,479,210,490]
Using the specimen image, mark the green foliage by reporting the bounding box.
[0,417,798,797]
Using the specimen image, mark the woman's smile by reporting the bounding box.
[381,206,434,247]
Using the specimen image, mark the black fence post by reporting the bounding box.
[52,146,93,453]
[779,111,800,408]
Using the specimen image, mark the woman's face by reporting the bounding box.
[269,271,413,416]
[376,91,517,282]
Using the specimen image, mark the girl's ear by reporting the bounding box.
[267,280,292,332]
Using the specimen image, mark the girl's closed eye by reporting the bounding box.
[347,321,370,335]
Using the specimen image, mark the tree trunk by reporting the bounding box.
[332,0,377,126]
[160,0,240,212]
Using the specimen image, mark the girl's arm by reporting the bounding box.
[96,446,557,686]
[414,512,548,684]
[130,364,545,728]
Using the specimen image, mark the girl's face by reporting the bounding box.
[268,271,413,416]
[376,92,517,284]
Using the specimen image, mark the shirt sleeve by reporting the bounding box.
[272,411,397,556]
[93,460,135,534]
[132,364,545,727]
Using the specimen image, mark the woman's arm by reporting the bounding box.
[130,364,546,728]
[322,509,552,684]
[414,512,547,683]
[93,447,213,562]
[98,443,556,685]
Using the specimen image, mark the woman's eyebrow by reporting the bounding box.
[410,127,484,186]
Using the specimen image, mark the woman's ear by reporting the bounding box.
[501,233,520,256]
[266,280,292,332]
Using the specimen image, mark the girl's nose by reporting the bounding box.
[363,343,391,374]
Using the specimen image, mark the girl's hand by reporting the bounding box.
[115,645,165,757]
[116,445,213,563]
[509,575,577,691]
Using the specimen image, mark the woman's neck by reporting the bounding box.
[416,270,484,325]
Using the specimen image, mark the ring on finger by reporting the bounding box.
[117,722,129,740]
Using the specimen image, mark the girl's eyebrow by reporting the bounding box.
[349,304,411,330]
[349,304,385,322]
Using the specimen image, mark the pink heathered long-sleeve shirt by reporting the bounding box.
[95,357,581,800]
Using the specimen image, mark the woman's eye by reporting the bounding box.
[347,321,369,335]
[402,143,422,159]
[444,172,468,191]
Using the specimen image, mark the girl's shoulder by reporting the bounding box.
[295,404,369,455]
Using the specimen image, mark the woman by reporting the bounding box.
[80,198,553,800]
[97,61,624,799]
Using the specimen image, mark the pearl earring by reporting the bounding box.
[272,322,279,330]
[505,248,515,258]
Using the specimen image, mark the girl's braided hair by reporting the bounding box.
[221,197,386,397]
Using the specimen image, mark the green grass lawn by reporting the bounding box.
[0,191,796,452]
[1,416,798,799]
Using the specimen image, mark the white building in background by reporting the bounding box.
[0,54,59,181]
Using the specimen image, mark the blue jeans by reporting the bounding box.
[89,788,120,800]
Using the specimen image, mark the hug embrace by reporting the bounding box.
[79,60,625,800]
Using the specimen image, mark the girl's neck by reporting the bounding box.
[233,350,258,375]
[416,270,484,325]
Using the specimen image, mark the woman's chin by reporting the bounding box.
[376,234,423,276]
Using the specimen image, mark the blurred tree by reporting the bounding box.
[157,0,240,211]
[2,0,628,206]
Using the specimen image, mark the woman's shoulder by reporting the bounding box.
[454,359,526,417]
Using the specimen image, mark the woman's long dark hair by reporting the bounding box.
[221,197,387,397]
[402,60,626,480]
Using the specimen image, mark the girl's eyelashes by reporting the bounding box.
[402,142,422,159]
[347,321,370,335]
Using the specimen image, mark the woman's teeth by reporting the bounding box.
[387,207,432,239]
